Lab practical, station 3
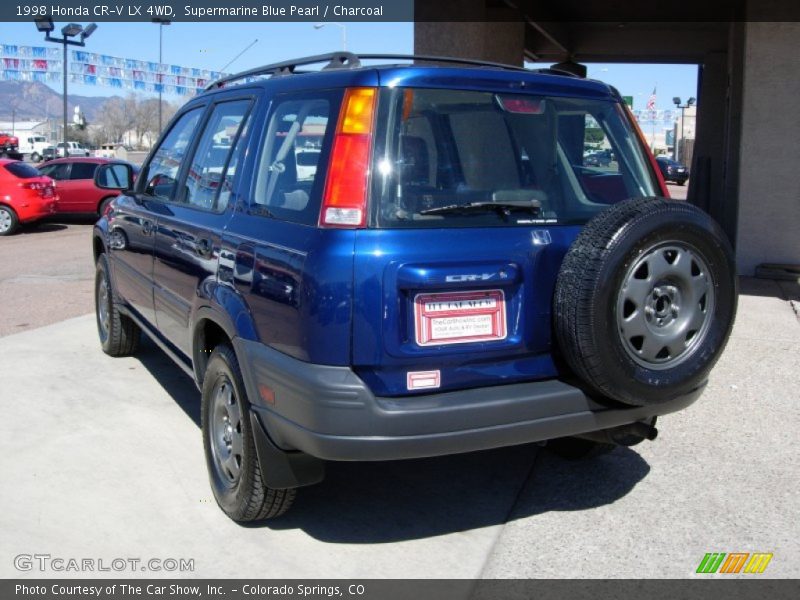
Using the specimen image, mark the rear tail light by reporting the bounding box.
[20,181,54,198]
[319,87,377,228]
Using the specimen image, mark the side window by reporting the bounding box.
[217,112,252,213]
[69,162,99,180]
[143,107,203,200]
[180,100,252,212]
[40,163,70,180]
[253,95,333,225]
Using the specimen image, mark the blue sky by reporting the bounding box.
[1,21,697,109]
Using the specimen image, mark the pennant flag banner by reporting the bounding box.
[2,70,62,83]
[0,42,228,97]
[632,109,677,127]
[1,44,61,59]
[71,50,227,96]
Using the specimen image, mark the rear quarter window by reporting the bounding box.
[250,90,341,226]
[69,162,99,180]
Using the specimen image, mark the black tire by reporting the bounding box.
[0,205,19,236]
[554,197,737,406]
[676,181,686,186]
[98,196,114,217]
[30,152,41,163]
[202,345,296,521]
[95,253,140,356]
[546,437,616,460]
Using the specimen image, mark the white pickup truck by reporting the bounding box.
[55,141,91,157]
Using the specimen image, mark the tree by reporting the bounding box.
[585,127,605,145]
[96,96,134,144]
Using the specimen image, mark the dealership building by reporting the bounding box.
[416,1,799,275]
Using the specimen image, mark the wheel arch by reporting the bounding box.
[92,231,106,263]
[193,308,238,386]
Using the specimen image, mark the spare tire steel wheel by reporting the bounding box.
[554,197,737,406]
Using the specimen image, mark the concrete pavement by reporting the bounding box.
[482,277,800,577]
[0,316,532,578]
[0,278,797,579]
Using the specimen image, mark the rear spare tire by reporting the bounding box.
[554,197,737,406]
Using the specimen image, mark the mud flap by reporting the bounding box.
[250,410,325,489]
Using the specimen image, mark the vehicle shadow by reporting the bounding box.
[19,222,68,235]
[739,275,800,302]
[136,338,201,428]
[135,337,651,544]
[44,214,99,226]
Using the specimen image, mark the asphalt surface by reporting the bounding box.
[666,181,689,200]
[0,214,798,580]
[0,221,95,336]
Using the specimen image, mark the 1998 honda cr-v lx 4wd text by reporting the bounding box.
[92,53,737,521]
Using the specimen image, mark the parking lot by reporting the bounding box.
[0,216,798,579]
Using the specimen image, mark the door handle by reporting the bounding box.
[196,238,213,258]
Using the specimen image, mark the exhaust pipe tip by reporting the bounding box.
[574,419,658,447]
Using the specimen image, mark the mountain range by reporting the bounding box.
[0,80,117,123]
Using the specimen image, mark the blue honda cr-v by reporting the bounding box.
[92,53,737,521]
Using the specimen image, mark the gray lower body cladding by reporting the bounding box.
[234,338,702,462]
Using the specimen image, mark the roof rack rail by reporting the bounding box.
[205,52,578,90]
[205,52,362,90]
[353,53,530,72]
[355,54,579,77]
[530,67,580,78]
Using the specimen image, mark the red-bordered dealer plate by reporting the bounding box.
[414,289,507,346]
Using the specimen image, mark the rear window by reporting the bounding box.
[371,88,658,228]
[4,161,41,179]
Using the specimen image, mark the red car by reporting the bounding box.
[0,132,19,153]
[37,157,137,215]
[0,159,57,236]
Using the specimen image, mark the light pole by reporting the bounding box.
[35,18,97,158]
[152,18,171,134]
[313,23,347,51]
[671,96,696,162]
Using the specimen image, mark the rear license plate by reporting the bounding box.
[414,289,507,346]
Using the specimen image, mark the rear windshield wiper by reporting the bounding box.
[420,199,542,217]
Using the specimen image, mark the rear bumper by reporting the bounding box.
[15,197,57,223]
[235,338,703,462]
[666,173,689,183]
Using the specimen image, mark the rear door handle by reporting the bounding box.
[196,238,213,258]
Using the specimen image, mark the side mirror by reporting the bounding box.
[95,162,134,191]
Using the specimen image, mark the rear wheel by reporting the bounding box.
[98,196,114,217]
[202,345,296,521]
[0,205,19,236]
[95,254,140,356]
[554,197,737,406]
